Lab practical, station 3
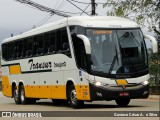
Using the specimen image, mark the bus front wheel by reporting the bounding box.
[115,98,130,107]
[68,85,84,108]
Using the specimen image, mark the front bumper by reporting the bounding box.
[89,83,149,101]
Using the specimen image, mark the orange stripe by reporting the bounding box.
[75,85,90,100]
[2,75,90,100]
[24,85,90,100]
[9,65,21,74]
[2,76,12,97]
[116,79,128,85]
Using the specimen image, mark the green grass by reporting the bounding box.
[149,78,160,86]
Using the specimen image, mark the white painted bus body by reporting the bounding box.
[1,16,152,107]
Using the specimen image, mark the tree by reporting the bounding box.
[103,0,160,35]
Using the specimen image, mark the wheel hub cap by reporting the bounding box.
[21,89,25,101]
[70,89,77,104]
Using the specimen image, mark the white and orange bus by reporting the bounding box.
[1,16,158,108]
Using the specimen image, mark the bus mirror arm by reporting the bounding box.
[77,35,91,54]
[144,34,158,53]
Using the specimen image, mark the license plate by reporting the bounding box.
[119,92,129,96]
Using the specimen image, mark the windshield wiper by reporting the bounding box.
[108,47,119,74]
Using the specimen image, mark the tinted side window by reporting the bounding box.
[38,35,44,55]
[33,36,38,55]
[61,29,69,51]
[18,40,23,58]
[55,28,71,57]
[8,43,15,60]
[2,44,8,60]
[26,38,33,57]
[23,39,27,57]
[15,41,19,59]
[3,40,23,61]
[8,44,11,60]
[44,33,50,54]
[2,28,72,61]
[33,35,44,56]
[56,30,62,51]
[61,29,71,57]
[49,32,56,53]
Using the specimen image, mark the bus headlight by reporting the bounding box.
[95,82,101,86]
[87,78,108,87]
[95,81,108,87]
[140,80,149,85]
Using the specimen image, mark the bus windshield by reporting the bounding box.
[86,29,147,75]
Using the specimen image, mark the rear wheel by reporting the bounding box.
[68,85,84,108]
[115,98,130,107]
[19,85,29,104]
[13,86,21,104]
[19,85,36,104]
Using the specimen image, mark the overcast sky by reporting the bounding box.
[0,0,152,47]
[0,0,107,41]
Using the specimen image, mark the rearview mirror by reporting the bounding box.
[77,35,91,54]
[144,34,158,53]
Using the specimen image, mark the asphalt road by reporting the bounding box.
[0,92,159,120]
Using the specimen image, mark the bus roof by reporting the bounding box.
[2,16,139,44]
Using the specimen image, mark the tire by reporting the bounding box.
[13,85,21,104]
[68,85,84,109]
[115,98,130,107]
[19,85,29,104]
